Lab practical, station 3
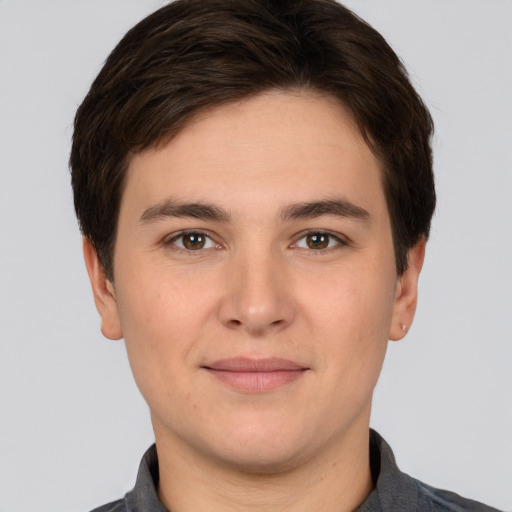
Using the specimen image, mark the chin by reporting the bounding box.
[203,421,319,475]
[214,443,311,476]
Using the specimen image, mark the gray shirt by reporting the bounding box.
[89,430,502,512]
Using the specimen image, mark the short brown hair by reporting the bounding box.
[71,0,435,280]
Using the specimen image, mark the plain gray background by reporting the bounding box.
[0,1,510,511]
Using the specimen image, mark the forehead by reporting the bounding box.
[122,91,385,219]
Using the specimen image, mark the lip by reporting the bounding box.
[202,358,308,393]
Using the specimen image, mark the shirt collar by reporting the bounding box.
[124,429,416,512]
[125,443,167,512]
[356,429,419,511]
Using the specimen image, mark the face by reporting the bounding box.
[85,91,423,473]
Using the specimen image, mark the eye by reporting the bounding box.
[294,231,345,250]
[166,231,218,251]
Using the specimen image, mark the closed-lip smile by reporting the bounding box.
[202,357,309,392]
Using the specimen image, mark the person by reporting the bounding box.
[69,1,501,511]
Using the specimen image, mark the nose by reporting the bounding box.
[218,248,296,336]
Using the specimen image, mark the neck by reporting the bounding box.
[154,421,373,512]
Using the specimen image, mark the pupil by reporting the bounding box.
[184,233,205,250]
[307,233,328,249]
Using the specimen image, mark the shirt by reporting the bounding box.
[89,430,502,512]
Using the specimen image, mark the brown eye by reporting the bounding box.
[166,231,218,252]
[166,230,219,252]
[294,231,345,251]
[306,233,330,249]
[182,232,206,250]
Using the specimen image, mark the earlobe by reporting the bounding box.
[389,238,426,341]
[82,237,123,340]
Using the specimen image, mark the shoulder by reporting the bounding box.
[415,478,503,512]
[366,430,503,512]
[86,444,162,512]
[88,498,126,512]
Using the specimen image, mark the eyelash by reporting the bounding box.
[163,230,348,254]
[292,231,349,253]
[162,230,221,253]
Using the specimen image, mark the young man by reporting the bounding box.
[70,1,501,510]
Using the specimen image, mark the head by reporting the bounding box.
[71,0,435,478]
[71,0,435,282]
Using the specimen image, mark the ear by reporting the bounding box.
[82,237,123,340]
[389,237,426,341]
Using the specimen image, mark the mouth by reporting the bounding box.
[202,358,309,393]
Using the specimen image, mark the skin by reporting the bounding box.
[84,91,425,512]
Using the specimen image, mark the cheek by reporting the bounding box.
[116,253,217,334]
[299,262,395,382]
[302,264,396,335]
[112,267,214,398]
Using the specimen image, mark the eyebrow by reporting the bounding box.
[139,198,370,225]
[280,199,370,223]
[140,199,231,224]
